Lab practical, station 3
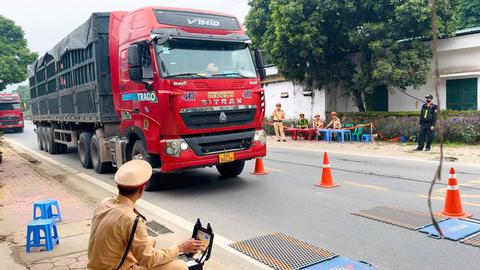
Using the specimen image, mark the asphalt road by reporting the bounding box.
[5,122,480,270]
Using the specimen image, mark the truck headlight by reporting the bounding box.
[254,129,266,145]
[164,139,189,157]
[18,121,24,125]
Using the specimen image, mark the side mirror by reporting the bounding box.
[128,44,144,83]
[254,49,266,81]
[128,43,154,90]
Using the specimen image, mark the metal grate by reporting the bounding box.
[352,205,446,230]
[230,232,336,270]
[461,233,480,247]
[145,220,173,236]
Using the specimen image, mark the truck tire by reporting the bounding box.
[59,143,68,153]
[90,134,113,174]
[41,127,50,153]
[216,160,245,177]
[78,132,93,169]
[131,140,155,191]
[37,127,44,151]
[16,127,24,133]
[46,128,61,154]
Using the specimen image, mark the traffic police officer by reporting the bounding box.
[415,94,438,151]
[87,160,203,270]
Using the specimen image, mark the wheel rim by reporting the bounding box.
[44,131,50,152]
[37,132,42,148]
[132,152,145,160]
[132,146,149,189]
[91,141,99,167]
[79,141,86,161]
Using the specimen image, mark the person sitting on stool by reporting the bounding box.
[325,112,342,141]
[415,94,437,151]
[296,113,309,129]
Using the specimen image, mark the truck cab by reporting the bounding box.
[0,93,24,133]
[109,7,267,174]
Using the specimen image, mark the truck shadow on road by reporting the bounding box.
[148,169,252,194]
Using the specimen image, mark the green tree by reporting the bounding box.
[12,84,31,111]
[0,15,37,91]
[245,0,356,91]
[458,0,480,29]
[246,0,460,111]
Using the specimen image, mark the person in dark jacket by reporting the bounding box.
[415,94,438,151]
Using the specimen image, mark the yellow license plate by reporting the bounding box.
[208,91,234,98]
[219,152,235,163]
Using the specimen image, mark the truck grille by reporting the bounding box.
[0,116,19,125]
[180,106,256,129]
[184,130,255,156]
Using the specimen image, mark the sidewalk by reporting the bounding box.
[0,147,94,270]
[267,136,480,165]
[0,144,264,270]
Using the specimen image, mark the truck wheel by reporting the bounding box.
[216,160,245,177]
[46,128,61,154]
[59,144,68,153]
[90,134,113,174]
[42,127,50,153]
[131,140,155,191]
[78,132,93,169]
[37,127,44,151]
[16,127,24,133]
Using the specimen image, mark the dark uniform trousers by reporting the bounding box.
[417,102,437,150]
[417,123,434,149]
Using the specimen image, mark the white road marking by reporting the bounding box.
[417,194,480,207]
[264,167,283,173]
[5,138,271,269]
[344,181,389,191]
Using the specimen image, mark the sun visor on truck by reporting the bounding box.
[152,28,250,44]
[155,10,241,31]
[28,12,110,76]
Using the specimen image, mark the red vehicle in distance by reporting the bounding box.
[0,93,24,133]
[28,7,267,189]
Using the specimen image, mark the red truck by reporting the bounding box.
[0,93,24,133]
[28,7,267,189]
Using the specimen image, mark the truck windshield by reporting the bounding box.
[0,103,21,111]
[156,40,257,79]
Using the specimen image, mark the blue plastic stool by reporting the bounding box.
[26,219,59,252]
[33,199,62,221]
[361,134,372,142]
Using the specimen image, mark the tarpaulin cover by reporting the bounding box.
[27,12,110,77]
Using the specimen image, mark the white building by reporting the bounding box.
[263,27,480,120]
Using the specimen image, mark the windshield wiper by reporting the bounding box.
[210,72,248,78]
[164,73,208,79]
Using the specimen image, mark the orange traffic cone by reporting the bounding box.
[315,152,339,188]
[251,158,268,175]
[441,168,471,218]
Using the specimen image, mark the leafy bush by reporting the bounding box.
[340,111,480,144]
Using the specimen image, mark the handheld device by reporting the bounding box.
[178,218,214,270]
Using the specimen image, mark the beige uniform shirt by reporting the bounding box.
[327,118,342,129]
[272,109,285,121]
[87,195,181,270]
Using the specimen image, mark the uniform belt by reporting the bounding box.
[274,120,283,122]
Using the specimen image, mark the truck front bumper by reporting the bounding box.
[0,123,23,129]
[160,140,266,172]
